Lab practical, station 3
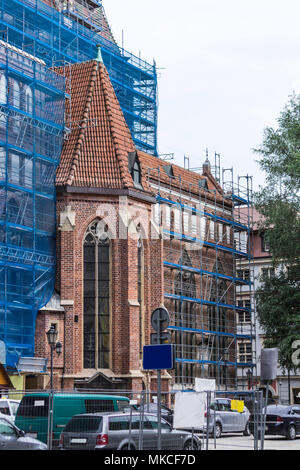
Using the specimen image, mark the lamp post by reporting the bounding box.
[46,326,62,391]
[46,326,62,451]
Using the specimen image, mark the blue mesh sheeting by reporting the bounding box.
[0,42,65,368]
[0,0,158,155]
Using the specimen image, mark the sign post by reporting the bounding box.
[143,307,172,450]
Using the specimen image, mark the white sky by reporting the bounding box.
[104,0,300,190]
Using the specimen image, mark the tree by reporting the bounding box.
[255,93,300,267]
[254,93,300,375]
[255,270,300,373]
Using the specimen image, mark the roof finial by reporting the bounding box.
[96,44,103,64]
[203,148,211,173]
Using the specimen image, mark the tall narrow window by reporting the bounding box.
[12,80,20,108]
[25,86,33,114]
[138,237,144,359]
[83,220,110,369]
[0,75,7,127]
[0,74,6,104]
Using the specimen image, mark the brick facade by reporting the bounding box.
[34,57,235,393]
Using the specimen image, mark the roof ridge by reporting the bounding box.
[66,61,98,186]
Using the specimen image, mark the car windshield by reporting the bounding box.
[65,416,102,433]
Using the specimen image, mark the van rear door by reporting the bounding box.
[15,395,49,443]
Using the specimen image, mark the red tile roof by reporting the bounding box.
[56,60,150,191]
[138,151,229,207]
[55,58,227,207]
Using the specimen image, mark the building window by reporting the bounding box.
[132,160,141,185]
[25,86,33,114]
[173,207,181,232]
[210,220,215,240]
[237,299,251,323]
[0,74,7,104]
[261,235,270,253]
[11,79,20,109]
[236,269,250,282]
[218,223,223,243]
[138,237,144,359]
[83,220,110,369]
[226,225,231,244]
[261,267,275,279]
[238,341,252,364]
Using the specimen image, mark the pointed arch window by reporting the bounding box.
[128,151,142,189]
[25,86,33,115]
[83,220,110,369]
[137,236,144,359]
[0,74,7,104]
[0,75,7,127]
[12,80,20,109]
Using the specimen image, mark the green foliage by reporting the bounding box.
[254,93,300,372]
[255,93,300,266]
[255,271,300,372]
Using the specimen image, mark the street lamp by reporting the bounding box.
[46,326,61,391]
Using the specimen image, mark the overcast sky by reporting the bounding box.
[104,0,300,190]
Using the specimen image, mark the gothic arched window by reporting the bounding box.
[0,74,6,104]
[138,236,144,359]
[25,86,33,114]
[83,220,110,369]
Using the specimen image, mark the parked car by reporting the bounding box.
[205,398,250,438]
[137,403,173,425]
[0,416,47,450]
[59,412,202,450]
[15,392,132,447]
[249,404,300,440]
[0,398,20,423]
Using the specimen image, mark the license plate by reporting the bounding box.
[70,438,87,444]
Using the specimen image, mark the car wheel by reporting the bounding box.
[120,444,135,450]
[215,423,222,439]
[286,425,296,440]
[243,422,251,436]
[183,439,199,450]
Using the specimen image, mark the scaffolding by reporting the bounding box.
[0,0,158,155]
[145,161,256,391]
[0,39,66,368]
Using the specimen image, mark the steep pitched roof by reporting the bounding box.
[56,59,149,191]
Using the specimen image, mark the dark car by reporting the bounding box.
[137,403,173,425]
[59,412,201,450]
[249,404,300,440]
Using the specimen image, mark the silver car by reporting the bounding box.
[60,412,202,450]
[207,398,250,438]
[0,416,47,450]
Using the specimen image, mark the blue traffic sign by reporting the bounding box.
[143,344,174,371]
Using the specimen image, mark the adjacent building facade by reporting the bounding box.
[237,209,300,404]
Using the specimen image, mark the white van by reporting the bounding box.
[0,398,20,423]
